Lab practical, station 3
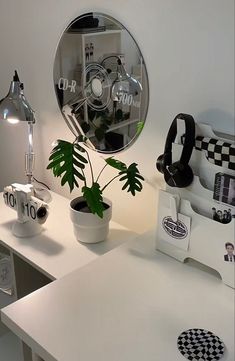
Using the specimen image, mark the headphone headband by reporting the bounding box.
[164,113,195,166]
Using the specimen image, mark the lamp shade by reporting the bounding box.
[0,71,36,184]
[0,71,35,124]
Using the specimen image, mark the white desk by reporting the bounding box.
[0,191,136,280]
[2,232,234,361]
[0,191,136,361]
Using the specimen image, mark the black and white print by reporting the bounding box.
[211,206,234,224]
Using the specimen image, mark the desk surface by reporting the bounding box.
[2,232,234,361]
[0,191,136,280]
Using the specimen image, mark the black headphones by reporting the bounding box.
[156,113,195,188]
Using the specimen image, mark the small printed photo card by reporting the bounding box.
[213,172,235,207]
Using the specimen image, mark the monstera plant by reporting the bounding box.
[47,137,144,219]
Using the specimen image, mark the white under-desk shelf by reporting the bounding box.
[0,331,23,361]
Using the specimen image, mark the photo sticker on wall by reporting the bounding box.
[224,242,235,263]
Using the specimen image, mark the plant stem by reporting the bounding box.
[96,163,108,183]
[74,137,94,185]
[81,169,87,187]
[101,174,120,193]
[85,149,94,185]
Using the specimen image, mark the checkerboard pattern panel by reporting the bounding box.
[181,135,235,170]
[177,328,225,361]
[195,136,235,170]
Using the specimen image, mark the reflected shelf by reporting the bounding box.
[86,118,140,139]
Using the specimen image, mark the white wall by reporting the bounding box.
[0,0,234,233]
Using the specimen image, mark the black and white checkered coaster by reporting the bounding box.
[177,328,225,360]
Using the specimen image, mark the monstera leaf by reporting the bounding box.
[118,163,144,196]
[105,157,127,171]
[47,140,88,192]
[82,183,105,218]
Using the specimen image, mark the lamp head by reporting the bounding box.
[100,55,143,102]
[0,71,35,125]
[111,60,142,101]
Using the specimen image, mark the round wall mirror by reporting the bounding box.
[54,12,149,153]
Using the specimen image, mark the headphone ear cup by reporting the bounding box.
[183,165,194,187]
[164,162,194,188]
[156,154,166,174]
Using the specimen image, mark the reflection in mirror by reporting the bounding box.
[54,12,149,153]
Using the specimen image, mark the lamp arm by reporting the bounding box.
[62,106,96,150]
[25,121,35,184]
[101,55,122,66]
[100,55,128,96]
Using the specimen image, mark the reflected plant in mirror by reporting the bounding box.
[54,12,149,153]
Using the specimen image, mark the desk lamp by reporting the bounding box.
[0,71,49,237]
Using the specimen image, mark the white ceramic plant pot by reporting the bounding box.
[70,197,112,244]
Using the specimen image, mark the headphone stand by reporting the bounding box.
[156,123,235,289]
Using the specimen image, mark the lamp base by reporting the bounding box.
[12,220,42,238]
